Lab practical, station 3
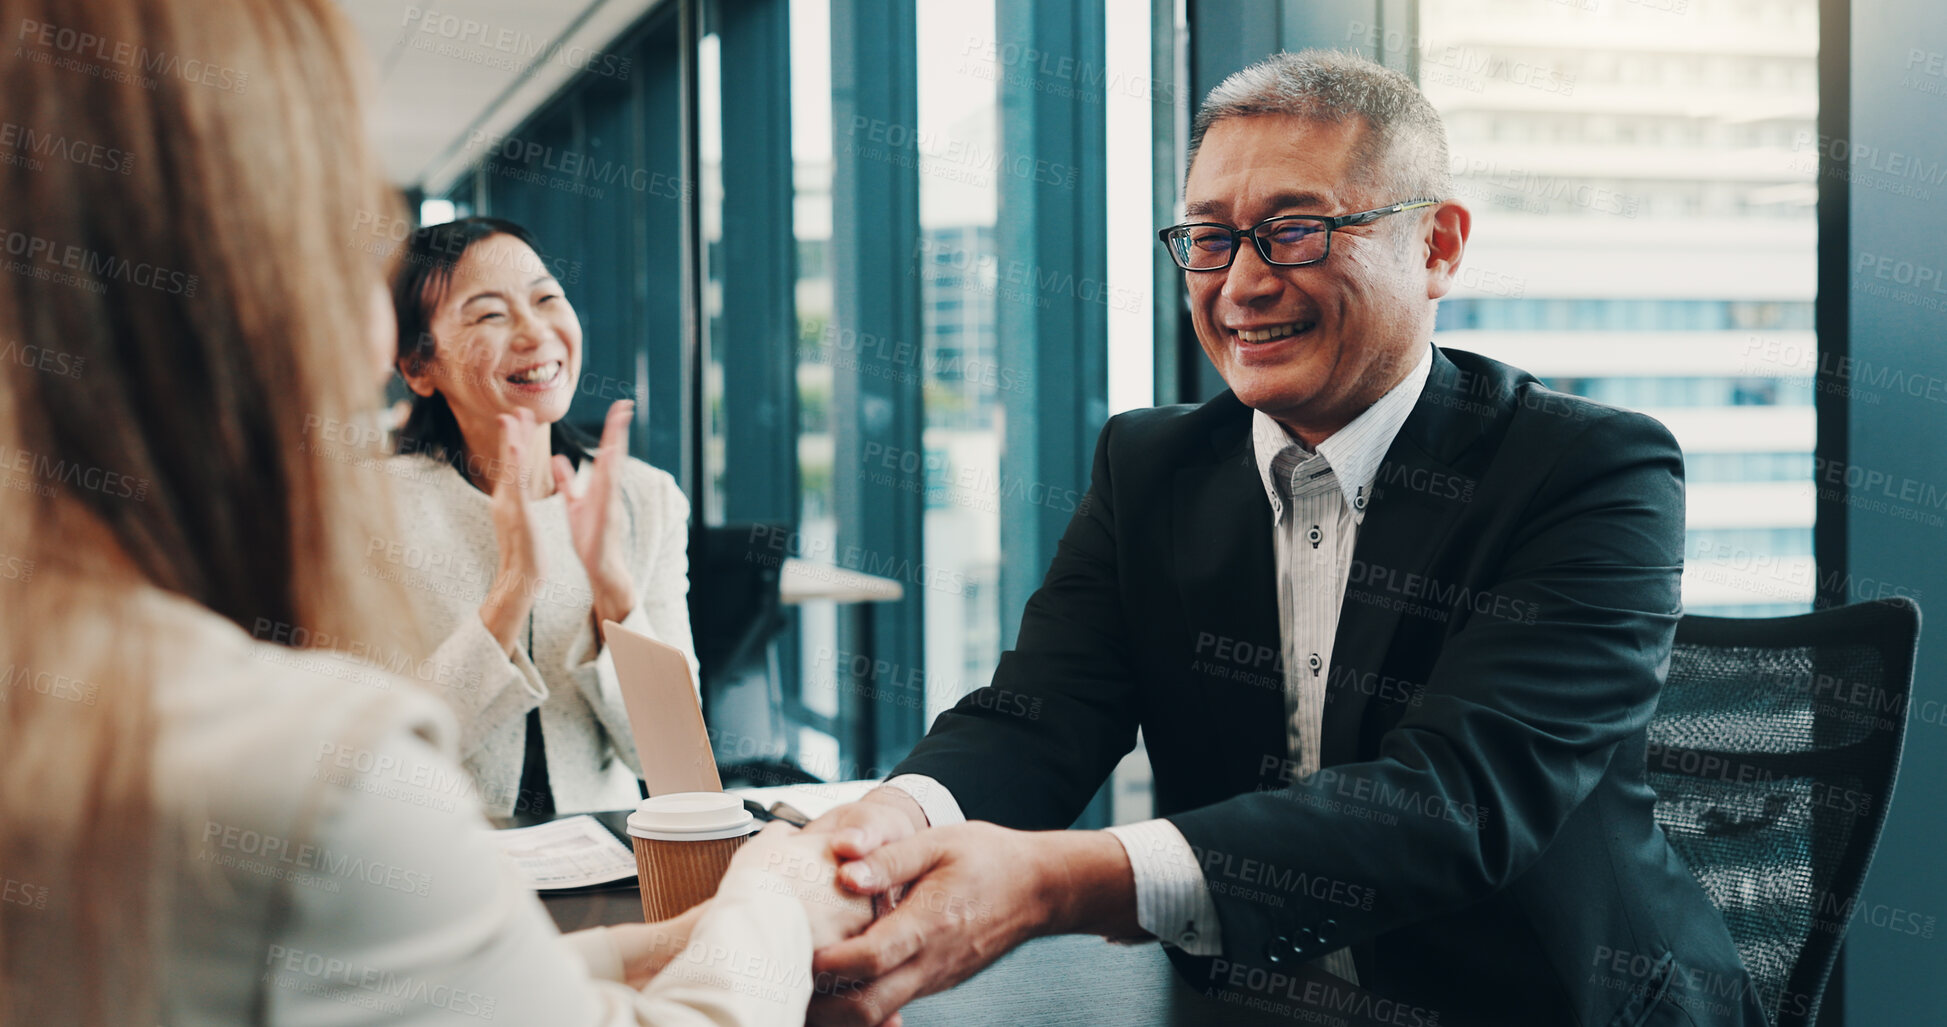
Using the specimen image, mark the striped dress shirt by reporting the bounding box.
[888,346,1434,981]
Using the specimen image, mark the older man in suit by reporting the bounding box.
[804,50,1767,1027]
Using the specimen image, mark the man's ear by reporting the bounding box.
[1423,200,1472,301]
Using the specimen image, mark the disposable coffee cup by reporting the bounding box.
[627,792,759,922]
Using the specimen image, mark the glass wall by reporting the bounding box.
[914,0,1004,726]
[1416,0,1820,617]
[437,0,1118,782]
[787,0,841,776]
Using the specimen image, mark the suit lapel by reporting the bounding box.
[1173,407,1287,773]
[1320,348,1496,768]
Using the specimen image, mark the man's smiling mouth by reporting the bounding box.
[1234,321,1316,343]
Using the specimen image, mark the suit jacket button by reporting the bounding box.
[1318,919,1339,944]
[1265,938,1289,963]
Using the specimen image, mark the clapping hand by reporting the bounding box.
[480,407,546,654]
[553,398,637,630]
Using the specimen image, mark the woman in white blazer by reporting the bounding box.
[387,216,694,816]
[0,0,869,1022]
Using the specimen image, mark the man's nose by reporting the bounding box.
[1220,240,1285,306]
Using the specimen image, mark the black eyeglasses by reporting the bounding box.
[1157,199,1440,271]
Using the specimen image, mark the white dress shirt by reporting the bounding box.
[886,345,1433,980]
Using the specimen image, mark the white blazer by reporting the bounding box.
[147,587,809,1025]
[383,453,700,815]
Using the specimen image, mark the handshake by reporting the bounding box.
[692,786,1140,1026]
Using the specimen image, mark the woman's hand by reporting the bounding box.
[554,399,637,630]
[606,902,709,989]
[480,408,545,654]
[719,822,876,951]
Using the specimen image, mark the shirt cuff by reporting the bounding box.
[878,774,965,826]
[1104,819,1223,956]
[560,926,626,983]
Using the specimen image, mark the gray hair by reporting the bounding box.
[1188,49,1451,201]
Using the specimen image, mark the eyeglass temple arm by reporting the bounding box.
[1336,199,1442,228]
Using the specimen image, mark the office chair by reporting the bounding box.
[686,523,833,788]
[1647,598,1920,1027]
[687,522,792,716]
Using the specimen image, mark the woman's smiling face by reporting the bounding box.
[407,232,581,431]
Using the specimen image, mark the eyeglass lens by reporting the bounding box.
[1169,218,1329,270]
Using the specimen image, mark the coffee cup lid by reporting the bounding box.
[626,791,757,841]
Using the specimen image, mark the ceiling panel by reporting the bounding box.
[338,0,664,190]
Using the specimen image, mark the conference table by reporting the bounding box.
[540,869,1414,1027]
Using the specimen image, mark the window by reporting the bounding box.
[1420,0,1819,617]
[916,0,1004,719]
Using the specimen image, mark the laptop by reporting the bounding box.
[602,619,722,795]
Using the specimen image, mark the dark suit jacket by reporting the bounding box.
[891,347,1768,1027]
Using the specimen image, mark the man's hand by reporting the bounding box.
[806,822,1143,1027]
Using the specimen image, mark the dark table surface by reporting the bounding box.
[540,884,1410,1027]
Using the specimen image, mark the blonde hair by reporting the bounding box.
[0,0,409,1021]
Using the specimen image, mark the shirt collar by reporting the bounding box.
[1251,344,1435,522]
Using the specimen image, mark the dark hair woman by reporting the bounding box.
[386,216,698,818]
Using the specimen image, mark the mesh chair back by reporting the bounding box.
[1647,598,1919,1027]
